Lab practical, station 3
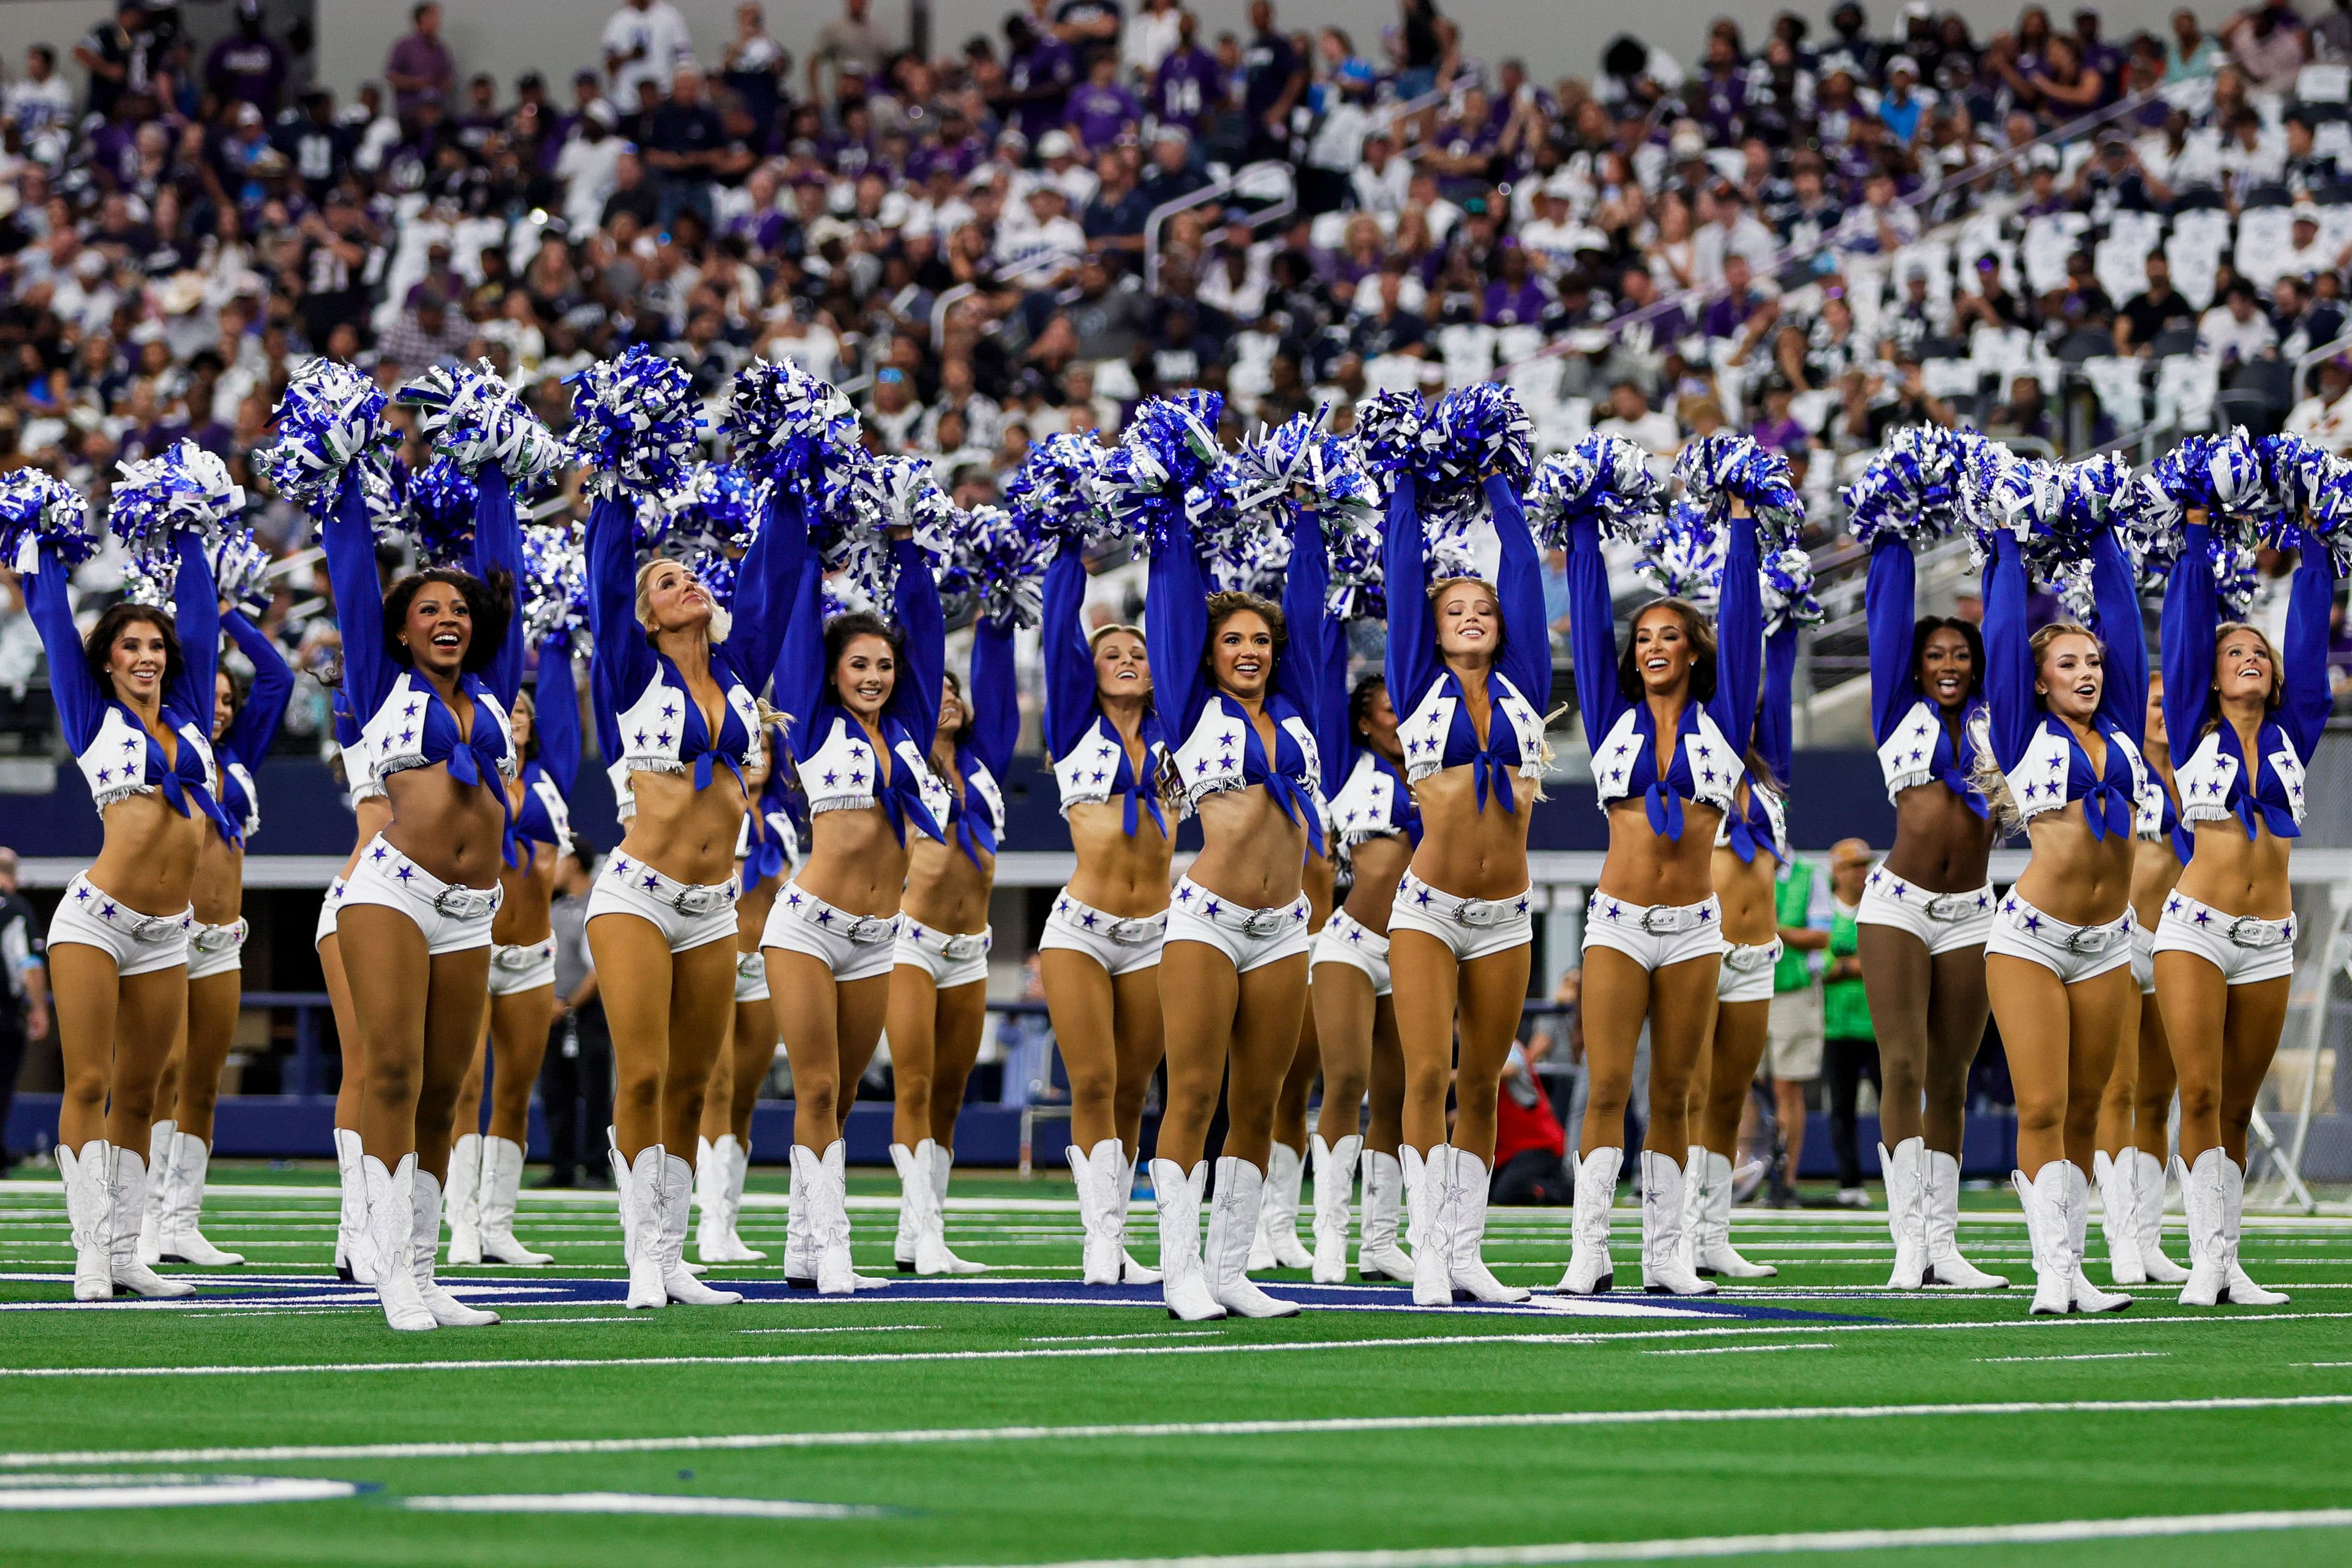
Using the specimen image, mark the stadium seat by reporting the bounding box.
[2236,208,2299,289]
[2022,214,2090,295]
[2299,62,2351,103]
[2154,353,2221,429]
[2149,325,2203,358]
[2081,356,2148,432]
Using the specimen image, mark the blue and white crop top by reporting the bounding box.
[322,467,521,803]
[1383,473,1551,813]
[930,614,1016,866]
[1717,619,1800,865]
[737,756,805,883]
[1866,536,1991,814]
[506,633,582,862]
[331,690,383,809]
[1144,499,1333,853]
[1041,545,1175,837]
[1983,526,2149,840]
[23,530,230,835]
[2163,518,2333,842]
[772,519,946,846]
[212,609,295,847]
[1328,748,1423,847]
[1566,502,1763,841]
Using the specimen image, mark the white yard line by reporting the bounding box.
[402,1491,881,1518]
[1640,1344,1835,1357]
[1975,1352,2171,1363]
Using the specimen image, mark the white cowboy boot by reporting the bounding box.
[1411,1145,1456,1306]
[1555,1147,1619,1294]
[785,1144,820,1287]
[1116,1152,1161,1284]
[889,1142,923,1271]
[1253,1140,1313,1271]
[1357,1148,1413,1283]
[2176,1147,2230,1306]
[1070,1139,1122,1284]
[58,1140,113,1302]
[1399,1145,1430,1276]
[2094,1150,2144,1286]
[1441,1146,1529,1302]
[1638,1149,1716,1295]
[138,1117,173,1265]
[363,1153,435,1331]
[1151,1158,1224,1321]
[410,1168,500,1326]
[919,1140,987,1275]
[1880,1138,1928,1288]
[1310,1133,1360,1284]
[1675,1144,1706,1278]
[2013,1163,2075,1316]
[2130,1148,2188,1284]
[1205,1156,1300,1317]
[695,1136,739,1263]
[659,1150,742,1305]
[1692,1148,1775,1278]
[2219,1153,2289,1305]
[477,1135,551,1265]
[2062,1161,2132,1313]
[715,1136,765,1261]
[622,1145,668,1310]
[159,1131,243,1266]
[443,1133,483,1265]
[334,1127,375,1284]
[107,1145,194,1298]
[1924,1149,2008,1287]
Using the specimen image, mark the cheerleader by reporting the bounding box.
[1145,464,1332,1322]
[18,476,223,1301]
[1856,510,2008,1289]
[1381,464,1545,1306]
[2156,503,2328,1306]
[447,633,581,1268]
[761,516,943,1295]
[2094,670,2191,1287]
[1254,840,1333,1273]
[315,429,524,1330]
[888,633,1015,1276]
[1036,547,1170,1289]
[141,601,293,1268]
[693,733,794,1265]
[322,688,391,1284]
[1558,493,1762,1298]
[1308,671,1422,1283]
[1683,609,1801,1281]
[1978,500,2145,1316]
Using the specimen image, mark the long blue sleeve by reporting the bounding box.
[1144,510,1210,734]
[1983,529,2035,772]
[321,470,393,718]
[1316,605,1352,799]
[2160,519,2218,759]
[1040,545,1097,759]
[1275,505,1330,719]
[533,635,582,795]
[2279,526,2337,756]
[471,478,526,706]
[1757,620,1798,784]
[967,614,1019,779]
[2089,525,2146,746]
[22,544,106,748]
[1866,537,1920,745]
[1490,477,1550,704]
[889,537,945,757]
[170,530,222,730]
[219,609,293,769]
[777,549,827,763]
[1564,508,1625,750]
[1705,510,1763,747]
[584,494,653,760]
[727,490,804,696]
[1380,476,1439,714]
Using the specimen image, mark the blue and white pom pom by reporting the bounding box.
[1763,545,1823,633]
[1005,431,1113,550]
[1637,499,1724,607]
[566,345,705,499]
[1224,407,1381,606]
[211,527,273,616]
[109,440,246,598]
[1351,388,1439,487]
[1095,390,1226,559]
[521,519,592,657]
[939,503,1051,628]
[405,456,480,567]
[647,462,769,600]
[258,358,396,517]
[400,359,565,488]
[722,357,867,516]
[1842,425,1962,548]
[1525,432,1664,550]
[1675,432,1804,546]
[0,466,94,573]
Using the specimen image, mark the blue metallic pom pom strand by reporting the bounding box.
[0,467,94,573]
[399,360,565,488]
[211,527,273,616]
[108,440,247,600]
[405,456,481,568]
[521,519,592,657]
[1525,432,1665,551]
[1005,432,1114,551]
[938,502,1050,630]
[1094,390,1227,560]
[566,345,705,499]
[722,357,869,522]
[1674,432,1805,548]
[1842,426,1962,548]
[258,358,398,519]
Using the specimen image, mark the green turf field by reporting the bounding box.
[2,1161,2349,1568]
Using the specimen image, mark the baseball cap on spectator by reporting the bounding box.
[1543,170,1577,200]
[235,104,265,128]
[1668,123,1706,161]
[1152,124,1190,148]
[1038,130,1077,160]
[584,100,618,129]
[1887,55,1918,79]
[1338,59,1375,90]
[2294,203,2321,227]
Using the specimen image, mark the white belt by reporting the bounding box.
[2002,895,2130,954]
[1056,890,1167,946]
[190,916,248,954]
[1398,872,1528,928]
[1724,937,1783,973]
[780,882,897,944]
[610,854,739,918]
[736,950,763,980]
[2169,892,2295,950]
[1872,869,1992,922]
[900,918,990,960]
[494,939,554,970]
[1175,878,1308,938]
[1588,892,1721,935]
[363,837,502,919]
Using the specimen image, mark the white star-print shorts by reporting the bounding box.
[314,878,347,949]
[1716,937,1784,1005]
[2130,914,2158,995]
[186,916,249,981]
[1165,876,1314,974]
[760,879,897,982]
[2150,891,2296,986]
[1855,868,1996,956]
[1389,871,1533,964]
[1984,892,2133,984]
[587,853,738,955]
[734,949,770,1003]
[48,872,192,978]
[1038,887,1167,977]
[1581,891,1724,973]
[895,917,993,990]
[1311,908,1392,996]
[340,834,504,955]
[488,937,557,996]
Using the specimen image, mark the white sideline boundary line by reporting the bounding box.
[4,1309,2347,1378]
[8,1395,2352,1469]
[907,1511,2352,1567]
[403,1491,882,1518]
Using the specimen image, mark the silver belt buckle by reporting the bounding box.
[1456,898,1498,927]
[1926,894,1975,921]
[845,915,894,944]
[736,951,763,978]
[2226,915,2287,949]
[1242,908,1286,937]
[128,913,181,943]
[1639,907,1683,935]
[1107,918,1157,946]
[940,933,984,960]
[2066,924,2114,954]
